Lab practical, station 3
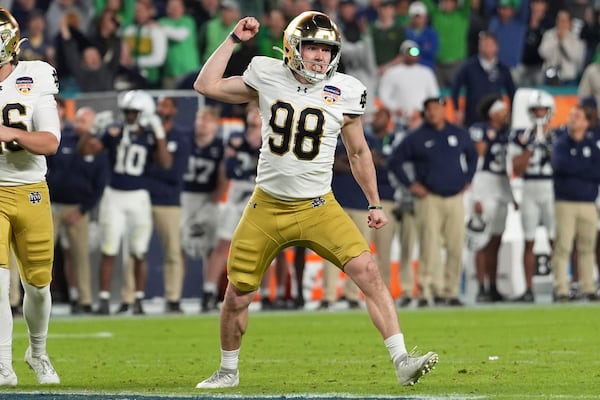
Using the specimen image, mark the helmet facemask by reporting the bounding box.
[283,12,341,84]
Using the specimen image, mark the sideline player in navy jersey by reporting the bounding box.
[181,107,228,310]
[0,7,61,386]
[466,95,513,303]
[193,12,438,389]
[80,90,173,315]
[121,96,192,313]
[201,106,265,312]
[508,89,556,303]
[47,106,109,314]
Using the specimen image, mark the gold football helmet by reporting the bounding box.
[283,11,341,84]
[0,8,21,66]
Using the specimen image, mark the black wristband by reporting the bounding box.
[368,205,383,210]
[229,32,242,44]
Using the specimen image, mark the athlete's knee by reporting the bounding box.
[22,280,50,301]
[222,283,254,311]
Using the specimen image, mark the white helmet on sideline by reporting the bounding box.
[464,214,491,252]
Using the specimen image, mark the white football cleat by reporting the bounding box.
[24,347,60,384]
[0,362,17,386]
[196,369,239,389]
[395,351,438,386]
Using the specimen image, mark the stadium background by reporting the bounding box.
[50,88,585,306]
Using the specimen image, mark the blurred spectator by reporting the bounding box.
[94,0,134,27]
[159,0,200,88]
[337,0,378,115]
[370,0,406,75]
[467,0,489,57]
[538,9,585,85]
[256,8,286,59]
[198,0,240,65]
[422,0,471,89]
[451,31,516,127]
[10,0,49,27]
[579,45,600,115]
[405,1,439,70]
[45,0,94,40]
[394,0,411,27]
[187,0,219,31]
[356,0,382,24]
[578,3,600,68]
[488,0,527,72]
[121,0,168,88]
[60,14,120,91]
[53,10,92,92]
[513,0,553,87]
[378,40,439,126]
[18,9,55,64]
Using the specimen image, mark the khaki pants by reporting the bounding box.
[122,205,184,303]
[397,211,418,297]
[415,193,465,299]
[321,208,370,302]
[53,204,92,305]
[9,250,21,306]
[552,201,598,296]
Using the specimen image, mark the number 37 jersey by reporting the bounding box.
[0,61,60,186]
[243,56,367,200]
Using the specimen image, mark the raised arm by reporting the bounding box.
[194,17,260,104]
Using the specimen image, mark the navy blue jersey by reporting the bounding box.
[101,123,159,191]
[469,122,510,175]
[509,127,554,180]
[147,125,193,205]
[389,122,478,196]
[552,128,600,201]
[225,131,259,182]
[183,135,225,193]
[46,125,110,214]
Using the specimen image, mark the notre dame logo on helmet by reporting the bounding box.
[29,191,42,204]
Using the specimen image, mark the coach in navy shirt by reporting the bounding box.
[47,106,110,313]
[551,104,600,302]
[389,97,477,307]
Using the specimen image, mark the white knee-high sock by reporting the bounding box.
[22,281,52,357]
[0,268,13,367]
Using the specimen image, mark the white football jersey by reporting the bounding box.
[0,60,60,186]
[243,56,367,200]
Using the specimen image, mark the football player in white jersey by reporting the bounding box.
[509,89,556,302]
[193,11,438,389]
[0,8,61,386]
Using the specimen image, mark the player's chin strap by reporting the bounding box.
[272,46,284,58]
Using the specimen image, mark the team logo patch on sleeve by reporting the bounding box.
[16,76,34,94]
[323,85,341,105]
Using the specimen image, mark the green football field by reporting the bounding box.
[1,303,599,400]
